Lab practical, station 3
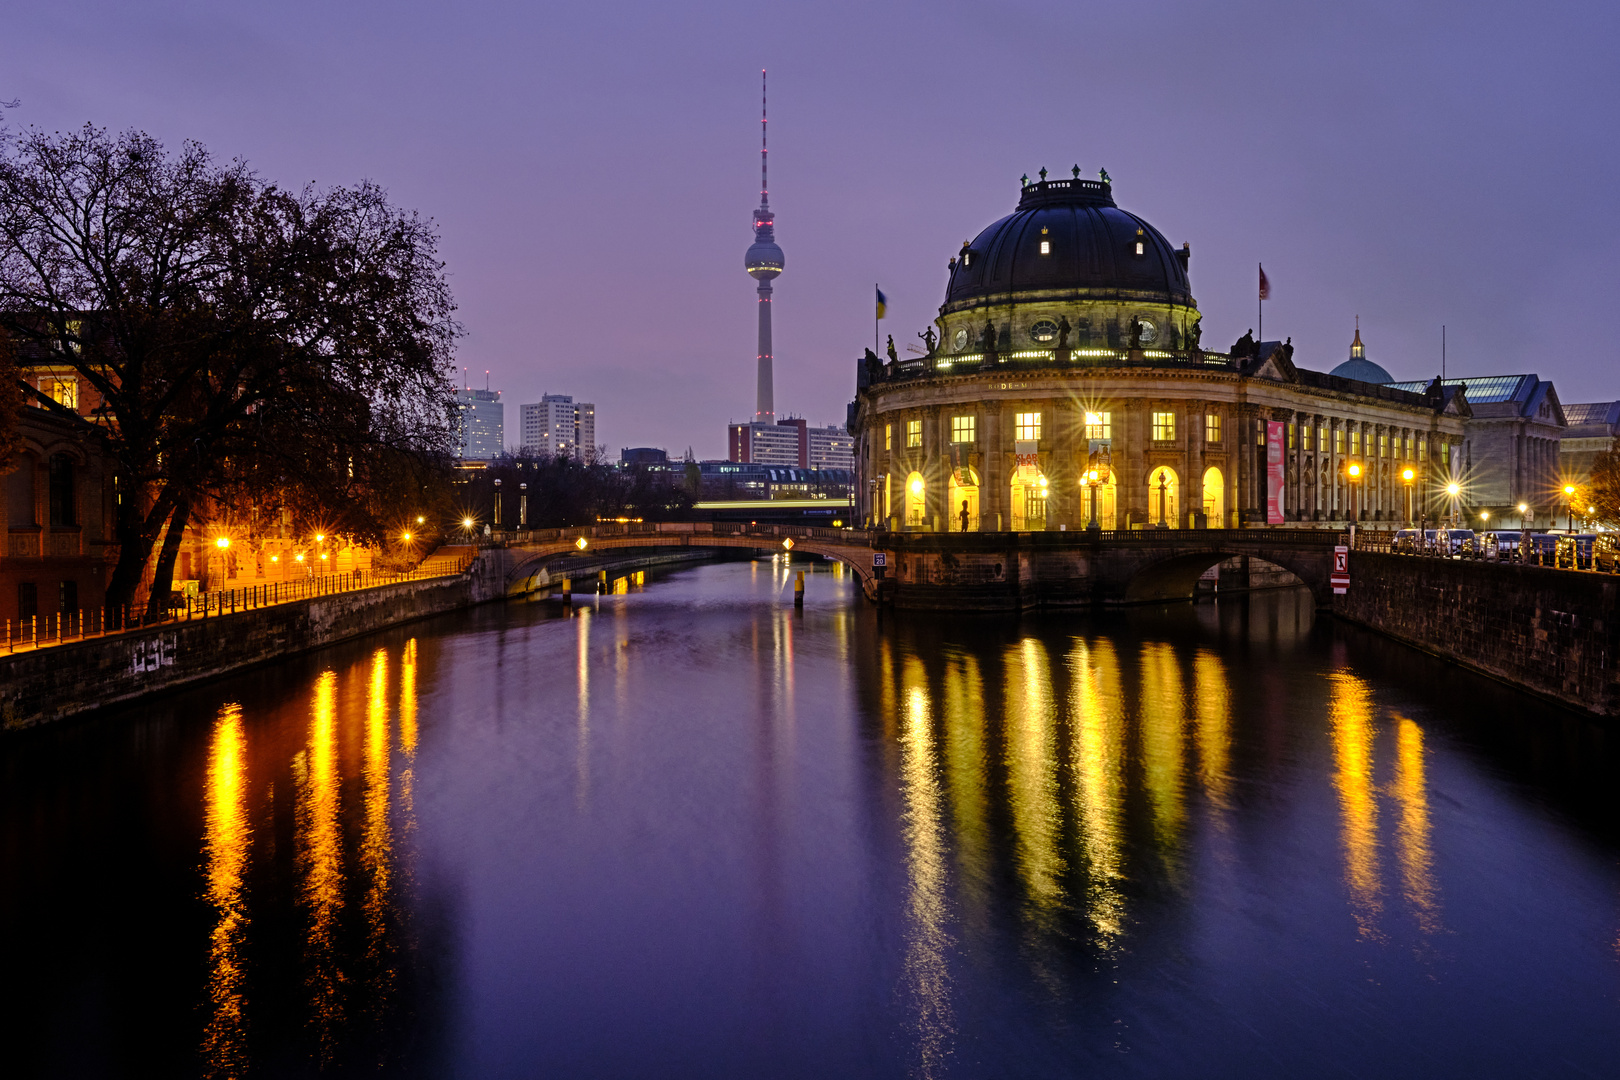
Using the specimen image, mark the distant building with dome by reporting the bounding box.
[1328,323,1393,385]
[848,171,1475,530]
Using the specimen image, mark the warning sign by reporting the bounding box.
[1331,544,1350,595]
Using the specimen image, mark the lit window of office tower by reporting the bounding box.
[520,394,596,460]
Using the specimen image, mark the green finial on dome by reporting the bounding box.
[1039,167,1048,181]
[1099,167,1111,184]
[1020,173,1029,188]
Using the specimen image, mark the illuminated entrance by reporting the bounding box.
[948,467,980,531]
[1148,466,1179,528]
[904,471,927,529]
[1202,467,1225,528]
[1011,473,1048,531]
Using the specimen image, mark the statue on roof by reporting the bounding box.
[1231,329,1257,359]
[1187,316,1202,349]
[981,319,997,353]
[1099,167,1111,184]
[1057,315,1072,351]
[918,327,936,355]
[885,335,898,364]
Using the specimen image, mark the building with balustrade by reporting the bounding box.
[848,173,1473,531]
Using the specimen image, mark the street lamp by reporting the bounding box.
[1564,484,1576,533]
[1401,467,1415,527]
[1347,461,1363,524]
[1446,482,1460,528]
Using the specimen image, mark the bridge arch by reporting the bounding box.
[1120,547,1323,605]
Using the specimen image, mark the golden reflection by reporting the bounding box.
[1193,650,1232,810]
[941,654,988,896]
[897,663,954,1076]
[1004,637,1064,913]
[362,650,394,994]
[1068,637,1127,943]
[612,575,628,595]
[297,670,345,1058]
[1329,672,1383,940]
[576,605,592,810]
[1394,717,1443,936]
[1138,643,1187,855]
[201,703,251,1079]
[399,638,418,756]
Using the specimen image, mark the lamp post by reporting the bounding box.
[493,477,503,528]
[1402,467,1415,527]
[1564,484,1576,533]
[520,482,528,529]
[1446,482,1460,528]
[1156,470,1169,529]
[1086,442,1111,532]
[1347,461,1363,524]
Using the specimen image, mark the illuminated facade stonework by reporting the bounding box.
[849,175,1470,531]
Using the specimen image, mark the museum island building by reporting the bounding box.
[849,172,1471,532]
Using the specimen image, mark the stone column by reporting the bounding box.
[983,406,1003,532]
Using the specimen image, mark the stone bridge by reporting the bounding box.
[494,523,1347,611]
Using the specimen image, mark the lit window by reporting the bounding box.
[1335,429,1345,455]
[1288,423,1296,450]
[1318,425,1327,452]
[1152,411,1176,442]
[1302,423,1313,451]
[1379,434,1387,457]
[1084,411,1111,440]
[47,377,78,410]
[1040,240,1051,255]
[1205,413,1221,443]
[884,424,891,451]
[906,419,922,448]
[1349,430,1361,456]
[950,415,975,444]
[1417,437,1426,460]
[1015,412,1042,441]
[1135,242,1144,255]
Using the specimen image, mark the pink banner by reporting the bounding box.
[1265,421,1286,524]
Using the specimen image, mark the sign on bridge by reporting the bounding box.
[1331,545,1350,594]
[872,552,887,567]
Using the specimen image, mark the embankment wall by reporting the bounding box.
[0,547,712,730]
[1332,552,1620,717]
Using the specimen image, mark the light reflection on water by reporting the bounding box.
[4,560,1620,1077]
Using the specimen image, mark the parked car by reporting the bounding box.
[1393,528,1421,553]
[1595,534,1620,573]
[1422,528,1475,556]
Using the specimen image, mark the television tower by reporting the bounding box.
[744,69,783,423]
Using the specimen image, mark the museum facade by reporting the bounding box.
[848,173,1471,531]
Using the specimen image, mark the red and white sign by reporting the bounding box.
[1265,421,1286,524]
[1331,544,1350,594]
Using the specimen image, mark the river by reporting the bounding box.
[3,556,1619,1078]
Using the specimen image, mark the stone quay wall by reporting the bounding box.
[1332,552,1620,718]
[0,546,713,731]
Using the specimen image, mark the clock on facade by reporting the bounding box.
[952,327,970,352]
[1029,319,1059,343]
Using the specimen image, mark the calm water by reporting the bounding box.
[4,557,1620,1078]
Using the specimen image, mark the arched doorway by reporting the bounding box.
[1147,466,1179,528]
[1202,467,1224,528]
[1081,474,1117,529]
[904,471,927,529]
[1011,472,1048,531]
[948,467,980,531]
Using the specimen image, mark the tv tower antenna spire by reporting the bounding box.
[744,68,784,424]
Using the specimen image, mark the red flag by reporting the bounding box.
[1258,263,1270,301]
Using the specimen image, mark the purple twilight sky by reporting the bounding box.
[4,0,1618,458]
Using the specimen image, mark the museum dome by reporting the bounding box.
[941,173,1195,315]
[1328,324,1392,384]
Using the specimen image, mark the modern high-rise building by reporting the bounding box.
[520,394,597,460]
[453,387,503,460]
[728,416,853,468]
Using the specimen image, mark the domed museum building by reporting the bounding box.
[850,171,1470,531]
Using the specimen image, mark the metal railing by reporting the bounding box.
[1,552,475,656]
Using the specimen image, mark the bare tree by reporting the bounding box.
[0,125,459,619]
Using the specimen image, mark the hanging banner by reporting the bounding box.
[1265,421,1286,524]
[1014,440,1040,483]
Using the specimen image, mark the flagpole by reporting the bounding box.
[1257,262,1263,351]
[875,283,879,357]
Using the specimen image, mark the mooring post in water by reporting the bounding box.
[794,570,804,608]
[562,577,572,606]
[598,569,607,594]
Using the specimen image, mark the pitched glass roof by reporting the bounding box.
[1384,375,1532,404]
[1563,402,1616,425]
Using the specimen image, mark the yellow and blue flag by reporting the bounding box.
[875,286,887,320]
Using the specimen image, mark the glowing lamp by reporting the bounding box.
[315,533,325,543]
[295,553,305,563]
[1402,468,1414,482]
[1348,463,1362,479]
[416,515,425,524]
[1447,484,1459,497]
[1565,485,1576,496]
[215,536,230,549]
[320,552,328,561]
[271,555,279,563]
[402,532,412,542]
[1518,503,1528,513]
[909,478,923,495]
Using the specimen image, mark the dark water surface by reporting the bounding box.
[4,558,1620,1078]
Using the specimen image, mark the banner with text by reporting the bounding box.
[1266,421,1286,524]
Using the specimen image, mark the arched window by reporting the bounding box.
[1202,467,1225,528]
[6,454,36,527]
[948,467,980,532]
[1148,466,1179,528]
[1011,472,1048,531]
[1081,472,1117,529]
[48,454,75,526]
[904,471,927,529]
